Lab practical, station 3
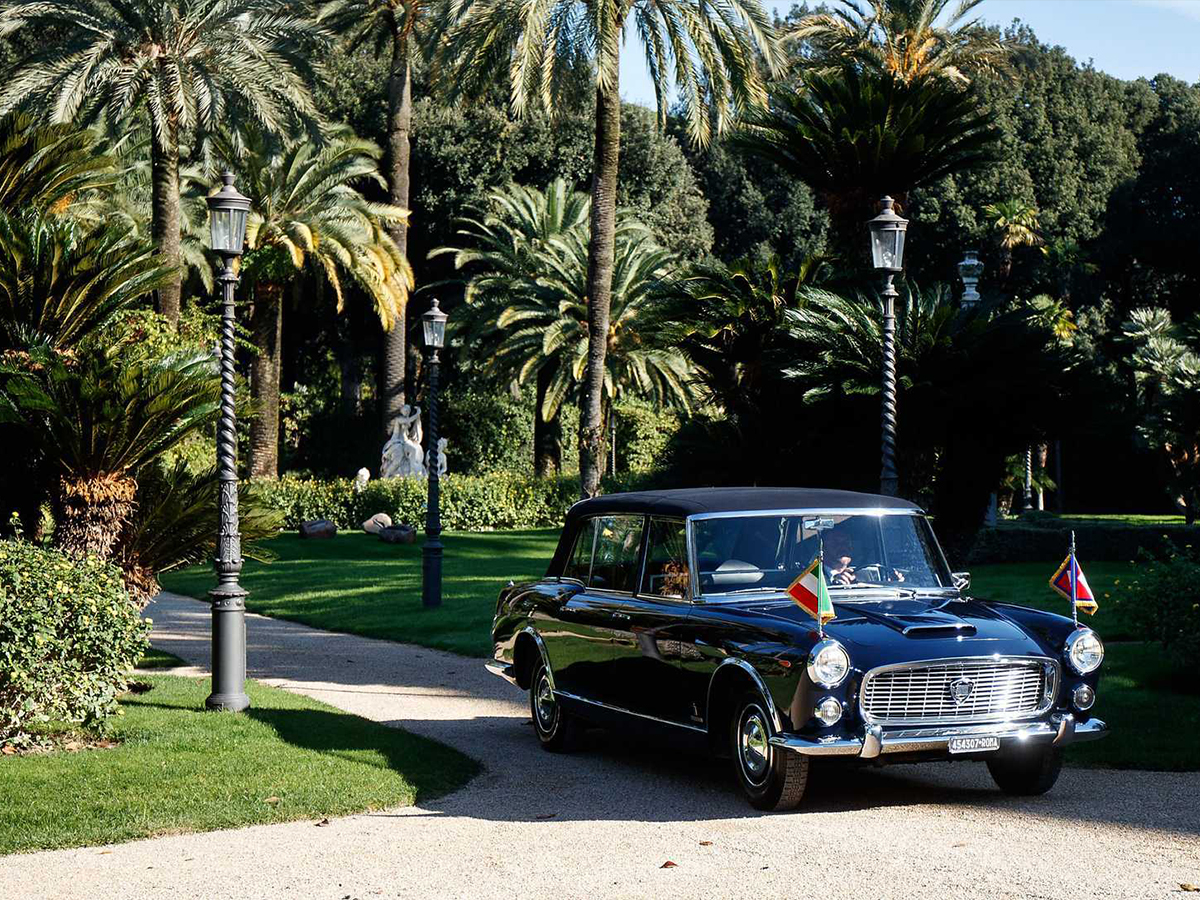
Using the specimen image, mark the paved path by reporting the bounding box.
[2,593,1198,900]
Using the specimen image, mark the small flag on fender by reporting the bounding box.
[1049,533,1098,617]
[787,556,835,626]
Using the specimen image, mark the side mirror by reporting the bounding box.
[951,571,971,592]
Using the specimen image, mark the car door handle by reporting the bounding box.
[611,612,631,621]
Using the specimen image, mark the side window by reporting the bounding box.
[589,515,644,593]
[640,519,689,599]
[562,519,596,583]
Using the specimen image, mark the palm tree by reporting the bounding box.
[983,198,1040,282]
[0,0,327,327]
[733,66,999,245]
[431,178,590,474]
[0,346,220,558]
[319,0,436,441]
[439,0,780,497]
[436,179,692,474]
[235,128,412,479]
[791,0,1011,85]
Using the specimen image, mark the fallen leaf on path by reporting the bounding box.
[98,851,111,855]
[660,861,677,869]
[315,818,331,827]
[1180,885,1199,892]
[699,841,713,847]
[535,813,557,820]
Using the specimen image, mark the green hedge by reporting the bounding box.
[967,521,1199,564]
[253,472,655,532]
[0,541,149,746]
[1131,542,1200,670]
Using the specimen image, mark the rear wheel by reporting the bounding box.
[529,658,580,752]
[730,691,809,811]
[987,746,1063,795]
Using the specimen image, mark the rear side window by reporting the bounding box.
[562,519,596,583]
[589,515,644,593]
[641,518,689,599]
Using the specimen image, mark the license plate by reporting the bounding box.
[948,736,1000,754]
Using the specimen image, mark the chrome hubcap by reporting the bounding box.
[739,708,770,783]
[534,674,556,729]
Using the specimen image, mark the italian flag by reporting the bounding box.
[787,557,835,626]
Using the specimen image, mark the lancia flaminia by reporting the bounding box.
[485,488,1108,810]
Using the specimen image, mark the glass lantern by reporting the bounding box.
[206,172,251,257]
[868,196,908,273]
[422,298,448,349]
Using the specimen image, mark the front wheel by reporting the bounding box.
[987,746,1063,795]
[730,691,809,811]
[529,658,581,752]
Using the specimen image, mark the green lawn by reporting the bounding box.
[971,560,1138,640]
[159,530,560,657]
[0,671,478,855]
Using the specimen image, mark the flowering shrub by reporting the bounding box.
[0,541,149,745]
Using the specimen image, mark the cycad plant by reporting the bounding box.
[235,128,412,478]
[0,113,117,214]
[791,0,1011,85]
[0,0,327,325]
[0,346,220,558]
[440,0,780,496]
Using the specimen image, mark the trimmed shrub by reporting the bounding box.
[0,541,149,745]
[614,401,680,473]
[966,521,1200,564]
[442,387,535,476]
[253,471,655,532]
[1129,542,1200,671]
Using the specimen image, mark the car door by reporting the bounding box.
[608,518,696,726]
[543,514,643,705]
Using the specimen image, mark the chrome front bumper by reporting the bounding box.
[485,660,519,686]
[770,715,1108,758]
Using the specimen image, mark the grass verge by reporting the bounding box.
[159,530,560,657]
[0,674,478,855]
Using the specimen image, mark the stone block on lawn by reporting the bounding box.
[362,513,393,535]
[299,519,337,539]
[378,524,417,545]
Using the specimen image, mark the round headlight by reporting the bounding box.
[807,639,850,688]
[1065,628,1104,675]
[814,697,843,726]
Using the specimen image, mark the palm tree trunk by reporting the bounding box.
[247,283,284,479]
[150,123,182,328]
[55,473,137,560]
[534,365,561,477]
[579,75,621,499]
[382,30,413,441]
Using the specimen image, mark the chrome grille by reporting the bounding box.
[860,657,1056,726]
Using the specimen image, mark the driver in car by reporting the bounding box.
[825,531,857,585]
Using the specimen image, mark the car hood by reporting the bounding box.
[747,593,1053,662]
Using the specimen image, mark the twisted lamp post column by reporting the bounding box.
[205,173,251,712]
[868,196,908,498]
[421,299,448,609]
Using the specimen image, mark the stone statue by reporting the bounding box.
[381,404,426,479]
[353,467,370,493]
[425,437,448,477]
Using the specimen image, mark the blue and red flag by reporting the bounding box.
[1049,536,1098,617]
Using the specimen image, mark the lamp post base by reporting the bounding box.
[422,537,443,608]
[206,588,249,711]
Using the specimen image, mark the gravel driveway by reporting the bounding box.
[2,591,1197,900]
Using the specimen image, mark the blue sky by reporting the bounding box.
[619,0,1200,106]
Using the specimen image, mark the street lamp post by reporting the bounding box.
[421,299,448,609]
[205,172,251,712]
[868,196,908,498]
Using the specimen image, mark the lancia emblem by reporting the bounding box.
[949,677,974,704]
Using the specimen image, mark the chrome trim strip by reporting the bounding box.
[859,655,1060,726]
[768,715,1109,757]
[484,660,518,686]
[521,626,555,691]
[552,690,707,734]
[707,658,784,733]
[688,507,923,521]
[899,623,976,636]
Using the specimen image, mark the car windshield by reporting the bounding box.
[692,512,952,598]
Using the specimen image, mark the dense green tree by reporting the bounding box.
[0,0,326,326]
[235,129,412,479]
[440,0,779,497]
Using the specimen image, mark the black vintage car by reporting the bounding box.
[486,488,1108,810]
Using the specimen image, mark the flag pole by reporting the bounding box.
[1070,529,1079,628]
[817,535,825,639]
